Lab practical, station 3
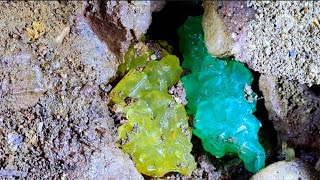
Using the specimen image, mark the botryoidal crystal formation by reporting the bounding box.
[109,42,196,177]
[178,16,265,173]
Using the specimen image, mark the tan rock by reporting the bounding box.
[68,146,143,180]
[203,1,233,57]
[0,53,45,111]
[251,160,318,180]
[259,75,320,151]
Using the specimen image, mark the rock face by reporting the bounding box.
[203,1,255,58]
[0,53,45,111]
[259,75,320,151]
[203,2,233,57]
[68,146,143,180]
[0,1,163,179]
[84,0,165,58]
[203,1,320,85]
[251,160,318,180]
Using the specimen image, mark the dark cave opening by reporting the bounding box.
[250,70,279,165]
[146,1,204,60]
[310,84,320,96]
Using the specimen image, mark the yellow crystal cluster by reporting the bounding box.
[109,41,196,177]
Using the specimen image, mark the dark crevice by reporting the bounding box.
[310,84,320,96]
[250,69,279,166]
[146,1,204,60]
[84,0,127,57]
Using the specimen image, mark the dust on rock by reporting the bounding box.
[204,1,320,85]
[169,81,188,106]
[259,75,320,153]
[242,1,320,85]
[84,0,165,59]
[0,1,152,179]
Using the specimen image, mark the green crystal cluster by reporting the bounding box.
[110,42,196,177]
[178,16,265,173]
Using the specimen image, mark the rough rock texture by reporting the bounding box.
[203,1,233,57]
[84,0,165,58]
[0,1,162,179]
[203,1,320,85]
[244,1,320,85]
[259,75,320,151]
[191,155,223,180]
[68,146,143,180]
[203,1,255,58]
[251,160,318,180]
[0,53,45,111]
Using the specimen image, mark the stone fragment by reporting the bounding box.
[68,146,143,180]
[203,1,234,57]
[203,1,320,85]
[259,75,320,151]
[84,1,165,58]
[0,53,45,111]
[251,160,318,180]
[203,1,255,58]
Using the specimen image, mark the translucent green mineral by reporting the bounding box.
[110,42,196,177]
[178,16,265,173]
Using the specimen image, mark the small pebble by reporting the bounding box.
[151,54,157,60]
[289,49,296,58]
[54,26,70,44]
[7,133,23,151]
[51,61,60,70]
